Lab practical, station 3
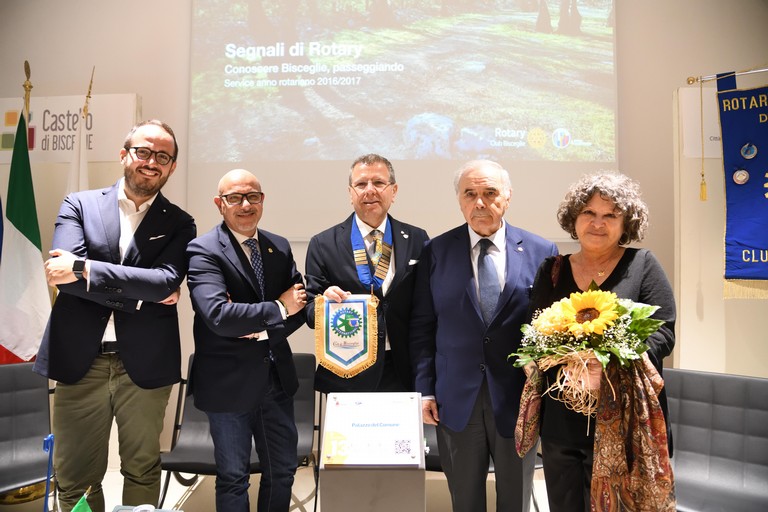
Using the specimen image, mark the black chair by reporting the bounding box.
[0,362,52,501]
[158,353,318,509]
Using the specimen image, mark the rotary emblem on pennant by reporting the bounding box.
[314,294,379,378]
[331,307,362,340]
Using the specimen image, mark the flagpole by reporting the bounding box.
[22,60,32,120]
[83,66,95,118]
[68,66,95,194]
[686,65,768,85]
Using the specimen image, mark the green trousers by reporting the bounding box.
[53,354,172,512]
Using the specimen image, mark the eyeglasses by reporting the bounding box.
[127,147,175,166]
[350,179,393,193]
[219,192,265,206]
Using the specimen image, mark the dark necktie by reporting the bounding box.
[244,238,265,298]
[370,229,383,266]
[477,239,500,325]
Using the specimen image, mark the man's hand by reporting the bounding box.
[322,285,351,303]
[279,283,307,316]
[422,398,440,426]
[44,249,79,286]
[158,288,181,305]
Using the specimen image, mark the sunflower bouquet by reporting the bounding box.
[510,285,664,416]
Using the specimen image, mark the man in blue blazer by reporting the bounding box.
[35,120,196,512]
[410,160,558,512]
[305,154,428,393]
[187,169,307,512]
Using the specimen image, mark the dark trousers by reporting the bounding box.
[540,438,593,512]
[375,350,407,392]
[206,367,298,512]
[437,380,536,512]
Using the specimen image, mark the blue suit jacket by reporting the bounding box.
[34,181,196,388]
[410,223,558,437]
[186,222,305,413]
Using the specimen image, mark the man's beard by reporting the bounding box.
[124,166,168,197]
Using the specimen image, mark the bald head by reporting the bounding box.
[218,168,260,195]
[214,169,265,237]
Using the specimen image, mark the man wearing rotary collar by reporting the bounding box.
[305,154,428,393]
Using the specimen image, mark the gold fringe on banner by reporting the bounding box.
[314,294,378,378]
[723,279,768,299]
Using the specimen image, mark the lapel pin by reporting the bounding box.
[740,142,757,160]
[517,247,524,252]
[733,169,749,185]
[268,247,273,253]
[401,230,409,239]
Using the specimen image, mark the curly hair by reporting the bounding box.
[557,172,649,245]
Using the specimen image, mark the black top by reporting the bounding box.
[527,248,676,447]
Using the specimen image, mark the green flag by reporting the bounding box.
[0,110,51,360]
[71,493,92,512]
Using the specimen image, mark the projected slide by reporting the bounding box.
[190,0,617,162]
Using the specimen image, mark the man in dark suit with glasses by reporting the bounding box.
[305,154,428,393]
[186,168,306,511]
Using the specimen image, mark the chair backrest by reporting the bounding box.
[162,353,317,475]
[423,423,442,471]
[665,368,768,511]
[0,362,51,494]
[292,353,316,466]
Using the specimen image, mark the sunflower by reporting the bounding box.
[561,289,619,337]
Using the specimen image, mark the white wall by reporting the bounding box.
[1,0,767,454]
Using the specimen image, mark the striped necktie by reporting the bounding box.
[243,238,265,298]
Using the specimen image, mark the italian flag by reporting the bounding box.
[0,110,51,361]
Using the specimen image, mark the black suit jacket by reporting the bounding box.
[34,181,196,388]
[186,222,305,412]
[305,214,428,393]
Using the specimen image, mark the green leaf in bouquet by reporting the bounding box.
[593,348,611,368]
[629,303,661,320]
[628,317,665,340]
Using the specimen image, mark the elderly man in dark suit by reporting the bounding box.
[410,160,558,512]
[305,154,428,393]
[35,120,196,512]
[186,169,306,512]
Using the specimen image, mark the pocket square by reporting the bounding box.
[149,235,166,241]
[408,259,419,265]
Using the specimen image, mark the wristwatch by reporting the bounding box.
[72,259,86,280]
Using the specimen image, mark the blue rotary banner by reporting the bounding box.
[717,74,768,282]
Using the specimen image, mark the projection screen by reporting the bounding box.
[188,0,618,241]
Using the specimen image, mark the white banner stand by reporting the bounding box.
[319,392,425,512]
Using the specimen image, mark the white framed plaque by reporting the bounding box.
[321,392,424,468]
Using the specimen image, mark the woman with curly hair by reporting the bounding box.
[527,171,676,511]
